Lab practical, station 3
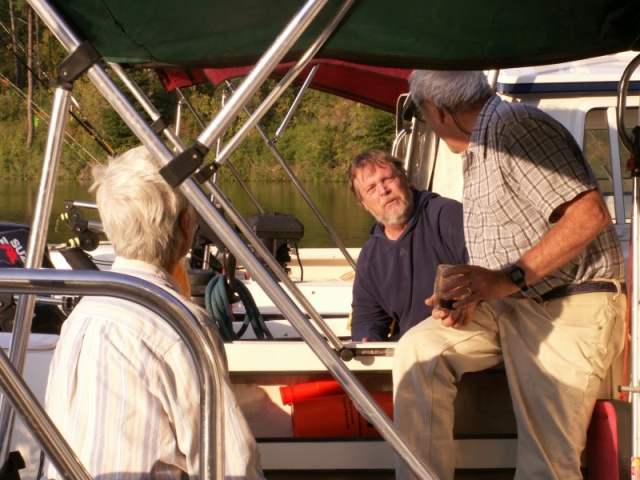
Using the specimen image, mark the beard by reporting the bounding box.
[372,192,414,226]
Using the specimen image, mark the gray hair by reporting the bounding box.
[409,70,493,114]
[91,146,191,268]
[348,149,408,201]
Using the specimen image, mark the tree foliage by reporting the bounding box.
[0,6,397,181]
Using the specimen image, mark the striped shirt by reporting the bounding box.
[462,95,624,297]
[44,257,264,479]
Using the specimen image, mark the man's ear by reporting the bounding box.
[423,99,446,125]
[178,207,195,238]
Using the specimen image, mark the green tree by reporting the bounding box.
[0,6,399,181]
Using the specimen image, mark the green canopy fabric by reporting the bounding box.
[51,0,640,70]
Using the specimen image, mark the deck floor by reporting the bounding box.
[266,468,600,479]
[265,470,516,479]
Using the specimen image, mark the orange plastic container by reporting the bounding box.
[291,391,393,438]
[359,392,394,437]
[279,379,344,405]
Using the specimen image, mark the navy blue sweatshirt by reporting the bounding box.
[350,189,468,341]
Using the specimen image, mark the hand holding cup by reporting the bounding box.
[433,264,465,311]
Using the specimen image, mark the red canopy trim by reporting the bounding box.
[158,59,412,113]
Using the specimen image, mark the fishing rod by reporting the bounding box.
[0,71,100,163]
[0,13,117,157]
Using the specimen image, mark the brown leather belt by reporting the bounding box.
[540,281,623,302]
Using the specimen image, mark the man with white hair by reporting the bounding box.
[393,71,627,479]
[44,146,264,479]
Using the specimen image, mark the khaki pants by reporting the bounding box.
[393,286,626,480]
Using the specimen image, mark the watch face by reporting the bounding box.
[512,268,524,282]
[508,264,526,285]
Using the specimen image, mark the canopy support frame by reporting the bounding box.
[224,79,357,271]
[0,84,73,467]
[22,0,437,478]
[107,55,349,355]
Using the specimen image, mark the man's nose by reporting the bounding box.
[378,182,391,195]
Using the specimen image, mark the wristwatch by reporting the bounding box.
[506,264,529,292]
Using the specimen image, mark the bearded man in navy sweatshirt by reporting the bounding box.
[348,149,468,341]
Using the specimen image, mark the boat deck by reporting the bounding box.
[266,469,517,479]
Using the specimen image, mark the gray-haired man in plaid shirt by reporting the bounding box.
[393,70,626,480]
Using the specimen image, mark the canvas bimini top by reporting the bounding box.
[47,0,640,113]
[50,0,640,71]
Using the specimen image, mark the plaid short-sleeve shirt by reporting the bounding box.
[462,95,624,297]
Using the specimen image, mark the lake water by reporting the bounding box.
[0,180,374,248]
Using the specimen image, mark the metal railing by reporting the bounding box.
[21,0,438,477]
[616,52,640,466]
[0,269,227,479]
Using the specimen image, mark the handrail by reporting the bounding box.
[617,51,640,468]
[391,128,408,157]
[0,349,91,480]
[0,85,73,465]
[0,269,226,480]
[616,53,640,152]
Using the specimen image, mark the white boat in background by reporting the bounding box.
[1,1,640,479]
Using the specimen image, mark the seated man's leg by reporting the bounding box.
[500,291,626,480]
[393,301,505,480]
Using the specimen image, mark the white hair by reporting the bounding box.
[409,70,493,114]
[91,146,191,268]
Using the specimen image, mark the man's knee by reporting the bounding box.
[394,317,444,369]
[399,315,440,343]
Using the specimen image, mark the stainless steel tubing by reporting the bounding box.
[273,64,319,142]
[391,128,408,158]
[109,62,184,154]
[226,79,357,271]
[632,176,640,461]
[66,200,97,210]
[179,86,265,214]
[213,0,355,168]
[0,269,226,480]
[0,346,91,480]
[196,0,331,150]
[91,62,435,475]
[616,52,640,461]
[28,0,437,475]
[0,86,72,464]
[616,53,640,152]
